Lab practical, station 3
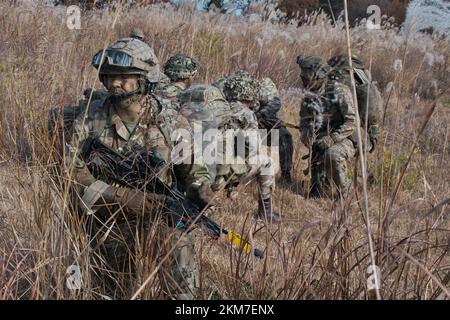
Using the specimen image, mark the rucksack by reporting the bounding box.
[328,55,383,130]
[353,67,383,128]
[179,84,245,131]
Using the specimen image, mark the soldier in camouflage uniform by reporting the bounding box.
[297,56,357,197]
[327,54,381,153]
[178,81,282,222]
[219,73,283,222]
[213,72,294,184]
[65,37,214,299]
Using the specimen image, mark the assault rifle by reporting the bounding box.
[85,138,264,259]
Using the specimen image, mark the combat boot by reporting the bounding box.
[308,184,322,198]
[256,197,284,223]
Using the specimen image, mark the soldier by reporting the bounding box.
[213,72,294,184]
[156,54,200,106]
[65,36,215,299]
[219,72,283,222]
[179,80,282,222]
[297,56,357,198]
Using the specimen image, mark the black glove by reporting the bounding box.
[74,165,97,187]
[186,182,216,211]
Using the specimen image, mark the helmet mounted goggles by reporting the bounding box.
[92,49,154,74]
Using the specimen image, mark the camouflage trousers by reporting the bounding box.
[90,208,199,300]
[258,118,293,175]
[278,126,293,175]
[322,138,356,195]
[212,156,276,200]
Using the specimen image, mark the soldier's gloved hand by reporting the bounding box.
[197,183,216,209]
[186,182,216,211]
[316,135,334,150]
[104,186,158,216]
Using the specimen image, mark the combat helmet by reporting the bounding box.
[296,55,329,88]
[129,28,144,40]
[92,37,160,83]
[223,71,260,102]
[92,37,161,104]
[258,77,278,102]
[164,54,199,82]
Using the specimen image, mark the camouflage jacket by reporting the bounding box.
[299,80,356,147]
[66,94,212,196]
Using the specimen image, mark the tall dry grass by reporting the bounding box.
[0,0,449,299]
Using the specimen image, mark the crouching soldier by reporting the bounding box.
[256,77,294,184]
[297,56,357,198]
[64,36,215,299]
[214,72,294,184]
[197,73,283,222]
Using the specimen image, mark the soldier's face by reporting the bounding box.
[103,74,140,94]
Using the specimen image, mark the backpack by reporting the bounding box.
[328,55,383,130]
[353,67,382,128]
[179,84,245,131]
